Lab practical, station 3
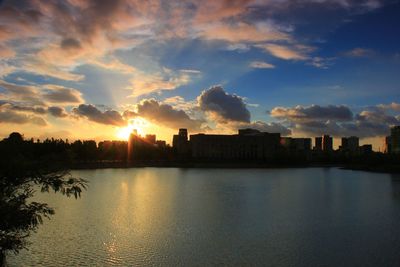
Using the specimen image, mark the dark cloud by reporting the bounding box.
[0,110,47,126]
[271,104,399,138]
[198,86,250,123]
[60,38,82,50]
[48,106,68,118]
[136,99,203,131]
[246,121,292,136]
[0,80,84,106]
[73,104,125,126]
[271,104,353,122]
[43,87,84,104]
[8,104,47,115]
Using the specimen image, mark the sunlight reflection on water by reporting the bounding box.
[8,168,400,266]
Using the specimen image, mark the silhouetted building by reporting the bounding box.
[341,136,359,153]
[385,136,392,154]
[322,135,333,151]
[172,128,190,156]
[281,137,312,152]
[390,126,400,154]
[360,144,373,154]
[156,140,166,147]
[190,129,281,160]
[129,131,169,160]
[315,137,322,150]
[145,134,156,144]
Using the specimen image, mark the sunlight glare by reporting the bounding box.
[116,118,148,140]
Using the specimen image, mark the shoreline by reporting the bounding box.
[70,161,400,174]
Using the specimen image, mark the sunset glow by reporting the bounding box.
[116,118,149,140]
[0,0,399,149]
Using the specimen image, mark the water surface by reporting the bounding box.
[8,168,400,266]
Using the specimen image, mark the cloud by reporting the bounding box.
[198,86,251,123]
[128,69,193,97]
[235,121,292,136]
[135,99,204,131]
[0,44,16,58]
[72,104,125,126]
[343,48,375,57]
[200,22,289,43]
[378,102,400,111]
[257,44,312,60]
[271,104,353,122]
[48,106,68,118]
[249,61,275,69]
[0,80,84,106]
[0,105,47,126]
[270,104,398,138]
[43,85,84,104]
[60,37,82,50]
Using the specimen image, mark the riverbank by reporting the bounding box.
[70,160,400,173]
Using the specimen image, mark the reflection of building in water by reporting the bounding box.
[185,128,281,160]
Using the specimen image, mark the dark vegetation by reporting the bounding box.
[0,133,87,266]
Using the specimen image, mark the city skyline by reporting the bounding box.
[1,0,400,150]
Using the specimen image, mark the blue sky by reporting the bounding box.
[0,0,399,148]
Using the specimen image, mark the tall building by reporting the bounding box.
[391,126,400,154]
[385,136,392,154]
[341,136,359,152]
[315,137,322,150]
[322,135,333,151]
[145,134,156,144]
[172,128,190,156]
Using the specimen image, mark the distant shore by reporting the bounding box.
[70,161,400,174]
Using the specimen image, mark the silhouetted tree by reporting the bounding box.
[0,133,87,266]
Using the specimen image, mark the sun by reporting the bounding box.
[116,118,148,140]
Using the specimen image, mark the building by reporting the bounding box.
[281,137,312,152]
[341,136,359,153]
[360,144,373,154]
[390,126,400,154]
[385,136,392,154]
[190,129,281,160]
[145,134,156,144]
[322,135,333,151]
[314,137,322,150]
[172,128,191,156]
[156,140,166,147]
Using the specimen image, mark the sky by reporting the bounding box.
[0,0,399,150]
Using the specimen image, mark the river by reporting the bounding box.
[8,167,400,266]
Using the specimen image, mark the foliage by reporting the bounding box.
[0,133,88,263]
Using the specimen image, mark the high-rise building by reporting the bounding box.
[322,135,333,151]
[315,137,322,150]
[173,128,190,156]
[391,126,400,154]
[145,134,156,144]
[385,136,392,154]
[341,136,359,152]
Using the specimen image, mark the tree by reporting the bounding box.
[0,133,87,266]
